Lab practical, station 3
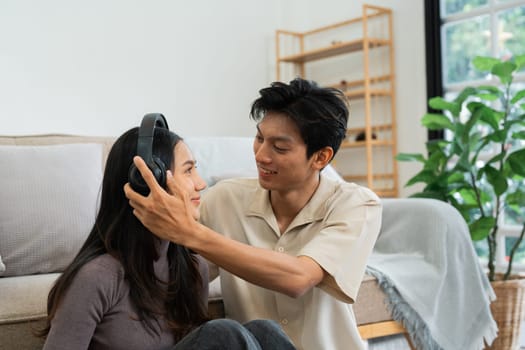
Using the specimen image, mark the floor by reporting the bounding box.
[366,335,410,350]
[366,322,525,349]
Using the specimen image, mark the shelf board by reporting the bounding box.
[347,123,393,134]
[340,139,393,148]
[327,75,392,90]
[278,38,390,63]
[344,89,392,99]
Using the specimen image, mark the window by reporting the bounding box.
[432,0,525,269]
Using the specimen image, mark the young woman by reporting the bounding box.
[39,125,295,350]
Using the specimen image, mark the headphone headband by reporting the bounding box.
[129,113,170,195]
[136,113,169,165]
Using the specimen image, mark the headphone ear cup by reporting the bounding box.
[151,156,167,189]
[128,157,167,195]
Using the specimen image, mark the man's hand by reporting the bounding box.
[123,156,199,246]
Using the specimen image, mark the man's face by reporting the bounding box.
[253,112,319,193]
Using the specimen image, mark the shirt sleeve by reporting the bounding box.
[43,258,123,350]
[299,185,382,303]
[199,197,220,282]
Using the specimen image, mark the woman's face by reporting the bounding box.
[171,141,207,220]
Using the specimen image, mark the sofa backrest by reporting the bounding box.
[0,134,116,165]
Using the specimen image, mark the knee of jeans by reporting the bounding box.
[202,318,245,333]
[244,319,281,332]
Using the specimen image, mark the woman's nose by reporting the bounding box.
[194,173,207,191]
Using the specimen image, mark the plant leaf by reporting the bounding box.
[515,54,525,70]
[469,216,496,241]
[484,165,508,196]
[486,152,506,165]
[405,170,437,187]
[475,93,498,101]
[507,190,525,207]
[447,172,465,184]
[454,87,478,106]
[492,61,517,85]
[457,187,479,206]
[473,56,500,72]
[396,153,426,162]
[477,85,501,94]
[429,97,461,116]
[422,113,454,130]
[512,131,525,140]
[511,89,525,104]
[507,149,525,176]
[465,104,486,133]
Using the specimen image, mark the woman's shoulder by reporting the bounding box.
[60,254,128,306]
[76,254,125,283]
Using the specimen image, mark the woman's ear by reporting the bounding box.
[312,147,334,170]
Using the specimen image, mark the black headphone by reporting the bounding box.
[128,113,170,195]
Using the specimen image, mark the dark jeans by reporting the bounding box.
[173,319,296,350]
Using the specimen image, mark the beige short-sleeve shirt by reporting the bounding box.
[200,175,382,350]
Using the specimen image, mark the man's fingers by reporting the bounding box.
[124,183,144,203]
[132,156,164,193]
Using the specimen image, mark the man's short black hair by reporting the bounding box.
[250,77,348,159]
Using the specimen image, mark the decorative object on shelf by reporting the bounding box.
[396,54,525,349]
[355,131,377,142]
[275,4,398,197]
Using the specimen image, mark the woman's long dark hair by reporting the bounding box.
[37,127,208,341]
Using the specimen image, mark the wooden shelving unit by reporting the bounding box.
[275,4,398,197]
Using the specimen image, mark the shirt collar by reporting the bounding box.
[246,174,337,234]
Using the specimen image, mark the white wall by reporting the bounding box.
[0,0,281,137]
[0,0,427,197]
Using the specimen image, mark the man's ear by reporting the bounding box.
[312,147,334,170]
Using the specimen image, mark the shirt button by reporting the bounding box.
[277,247,284,252]
[281,318,288,325]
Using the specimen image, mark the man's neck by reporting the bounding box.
[270,175,320,234]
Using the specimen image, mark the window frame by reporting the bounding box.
[425,0,525,271]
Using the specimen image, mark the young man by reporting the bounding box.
[124,78,382,350]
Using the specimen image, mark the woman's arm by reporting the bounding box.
[43,260,115,350]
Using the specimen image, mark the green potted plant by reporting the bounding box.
[397,55,525,281]
[397,55,525,348]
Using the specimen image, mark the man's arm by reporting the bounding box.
[124,156,324,298]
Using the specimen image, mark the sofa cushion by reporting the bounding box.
[0,255,5,273]
[0,143,103,277]
[0,273,60,323]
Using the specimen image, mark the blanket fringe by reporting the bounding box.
[366,267,498,350]
[366,267,443,350]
